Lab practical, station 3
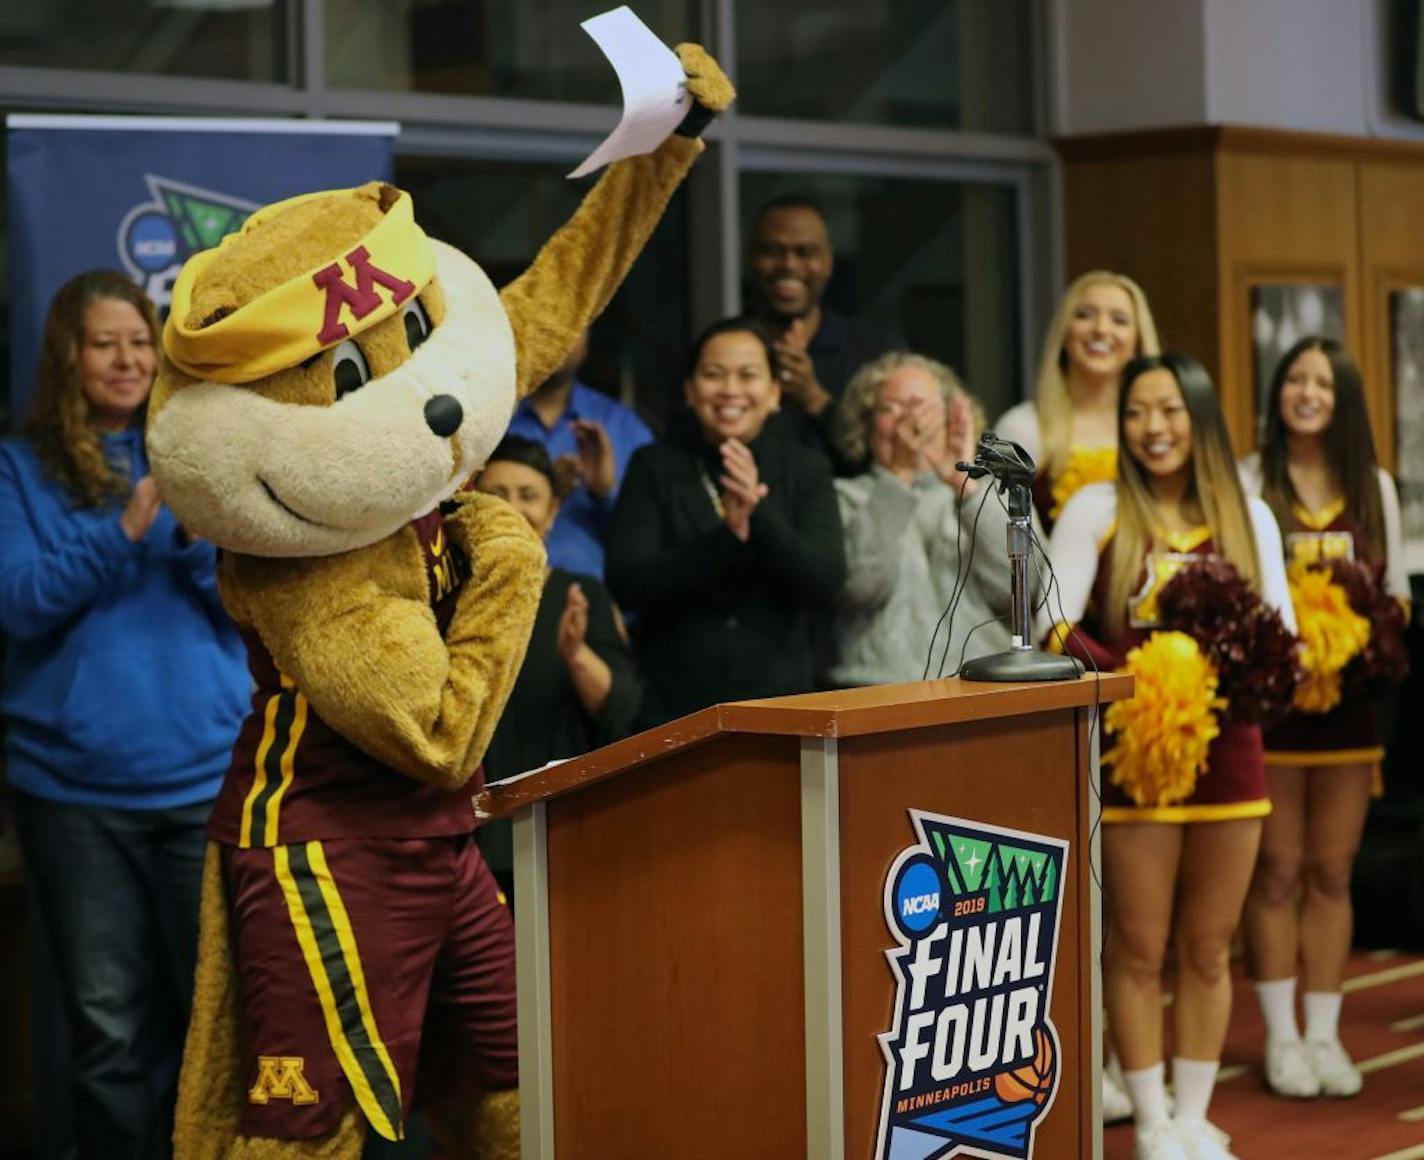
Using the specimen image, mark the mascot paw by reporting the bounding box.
[674,43,736,121]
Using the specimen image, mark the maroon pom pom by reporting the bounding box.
[1156,558,1303,727]
[1327,557,1408,699]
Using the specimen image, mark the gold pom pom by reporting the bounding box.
[1287,563,1370,714]
[1050,446,1117,519]
[1103,631,1225,807]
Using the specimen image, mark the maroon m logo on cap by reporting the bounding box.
[312,245,416,345]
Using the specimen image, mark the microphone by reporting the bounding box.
[957,432,1083,683]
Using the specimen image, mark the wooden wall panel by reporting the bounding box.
[1356,160,1424,473]
[1061,149,1219,385]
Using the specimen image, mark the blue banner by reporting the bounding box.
[6,116,397,427]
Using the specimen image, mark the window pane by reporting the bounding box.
[0,0,289,82]
[741,173,1022,420]
[395,154,690,430]
[328,0,698,100]
[735,0,1034,133]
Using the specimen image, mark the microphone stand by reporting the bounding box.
[956,434,1083,683]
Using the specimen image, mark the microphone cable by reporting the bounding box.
[921,473,978,679]
[1027,518,1106,900]
[933,479,995,679]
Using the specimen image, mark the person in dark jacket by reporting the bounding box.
[745,194,905,468]
[607,318,847,725]
[471,435,642,902]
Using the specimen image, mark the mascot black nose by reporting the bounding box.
[424,395,463,438]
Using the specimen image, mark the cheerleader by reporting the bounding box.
[996,270,1161,531]
[1240,337,1409,1099]
[1044,353,1295,1160]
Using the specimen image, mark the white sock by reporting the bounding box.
[1303,991,1343,1042]
[1254,976,1301,1042]
[1171,1056,1219,1124]
[1123,1062,1170,1129]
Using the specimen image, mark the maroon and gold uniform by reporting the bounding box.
[210,510,475,848]
[1040,483,1296,824]
[213,508,517,1141]
[1265,501,1388,768]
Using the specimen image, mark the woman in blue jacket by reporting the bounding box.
[0,269,249,1159]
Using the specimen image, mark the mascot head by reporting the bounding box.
[147,180,515,558]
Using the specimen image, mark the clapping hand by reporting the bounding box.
[772,319,831,416]
[556,582,590,664]
[553,419,617,500]
[719,438,769,542]
[887,397,941,480]
[120,476,163,542]
[922,394,978,494]
[571,419,616,498]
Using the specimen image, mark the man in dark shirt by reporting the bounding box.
[745,194,905,468]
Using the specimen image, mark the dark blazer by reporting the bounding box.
[606,432,847,725]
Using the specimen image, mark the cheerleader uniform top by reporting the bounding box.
[1040,482,1296,823]
[994,401,1117,532]
[1239,453,1409,768]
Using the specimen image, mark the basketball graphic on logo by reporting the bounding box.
[993,1025,1056,1106]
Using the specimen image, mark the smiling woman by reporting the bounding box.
[1042,351,1296,1160]
[994,271,1161,530]
[683,321,783,449]
[606,316,847,726]
[1240,337,1409,1102]
[0,269,250,1160]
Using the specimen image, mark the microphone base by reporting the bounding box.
[959,648,1084,683]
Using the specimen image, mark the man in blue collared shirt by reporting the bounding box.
[506,330,654,579]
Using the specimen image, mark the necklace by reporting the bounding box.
[697,462,725,518]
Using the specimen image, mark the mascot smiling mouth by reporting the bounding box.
[258,476,332,528]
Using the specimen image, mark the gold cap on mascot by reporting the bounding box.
[163,184,436,385]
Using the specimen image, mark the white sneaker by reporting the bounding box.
[1174,1118,1238,1160]
[1264,1037,1321,1098]
[1104,1058,1134,1124]
[1307,1038,1363,1097]
[1133,1121,1190,1160]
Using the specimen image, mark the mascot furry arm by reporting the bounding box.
[147,43,733,1160]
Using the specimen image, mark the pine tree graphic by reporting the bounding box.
[1039,857,1058,904]
[984,850,1003,913]
[1003,862,1021,910]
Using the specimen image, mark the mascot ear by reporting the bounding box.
[499,43,733,399]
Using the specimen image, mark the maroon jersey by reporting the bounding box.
[209,509,483,848]
[1266,500,1383,763]
[1066,528,1269,821]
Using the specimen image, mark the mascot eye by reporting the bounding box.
[403,299,433,352]
[332,340,372,400]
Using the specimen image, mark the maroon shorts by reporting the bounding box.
[223,834,517,1141]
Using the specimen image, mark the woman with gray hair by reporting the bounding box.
[827,351,1015,687]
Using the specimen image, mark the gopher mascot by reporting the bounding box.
[146,45,732,1159]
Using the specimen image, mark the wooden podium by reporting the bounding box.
[476,673,1132,1160]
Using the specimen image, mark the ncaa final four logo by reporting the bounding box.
[875,812,1068,1160]
[116,175,259,310]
